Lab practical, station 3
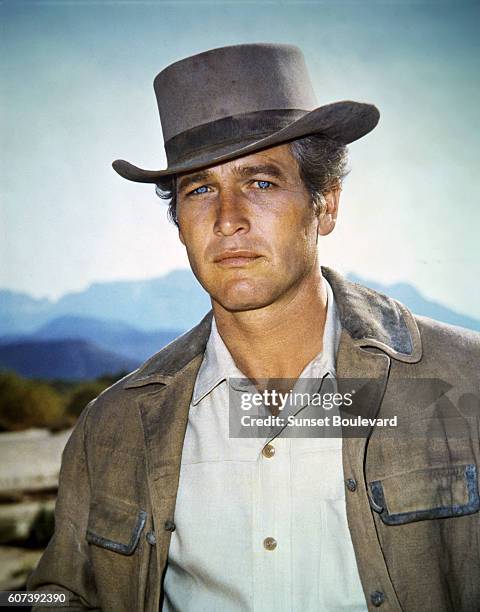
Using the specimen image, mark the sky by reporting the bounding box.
[1,0,479,318]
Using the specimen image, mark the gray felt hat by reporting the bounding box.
[112,43,379,183]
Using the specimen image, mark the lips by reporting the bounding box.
[213,250,262,267]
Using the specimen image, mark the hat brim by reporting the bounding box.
[112,101,379,183]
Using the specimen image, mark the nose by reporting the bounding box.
[213,188,250,237]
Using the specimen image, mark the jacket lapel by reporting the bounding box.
[135,354,204,488]
[128,311,212,469]
[336,329,391,423]
[124,311,213,488]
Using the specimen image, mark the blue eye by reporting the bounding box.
[256,180,272,189]
[192,185,208,195]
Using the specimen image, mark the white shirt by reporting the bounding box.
[163,278,367,611]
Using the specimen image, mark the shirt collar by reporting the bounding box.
[192,276,341,406]
[191,317,243,405]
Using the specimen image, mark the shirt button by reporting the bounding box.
[146,531,156,545]
[345,478,357,492]
[164,520,176,532]
[263,537,277,551]
[262,444,275,458]
[370,591,385,607]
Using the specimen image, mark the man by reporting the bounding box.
[29,44,480,611]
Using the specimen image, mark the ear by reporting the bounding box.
[318,186,341,237]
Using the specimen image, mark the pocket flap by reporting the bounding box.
[86,497,147,555]
[369,464,479,525]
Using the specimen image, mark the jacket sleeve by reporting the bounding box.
[27,401,101,611]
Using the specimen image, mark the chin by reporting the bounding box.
[216,297,271,312]
[210,278,279,312]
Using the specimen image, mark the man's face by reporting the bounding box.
[176,143,335,312]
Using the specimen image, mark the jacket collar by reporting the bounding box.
[322,267,422,363]
[123,266,422,389]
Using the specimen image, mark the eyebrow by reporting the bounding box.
[177,163,288,193]
[177,170,212,193]
[234,164,287,181]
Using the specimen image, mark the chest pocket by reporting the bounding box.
[86,496,147,555]
[368,464,479,525]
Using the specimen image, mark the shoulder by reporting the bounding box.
[414,314,480,356]
[83,311,213,426]
[404,314,480,388]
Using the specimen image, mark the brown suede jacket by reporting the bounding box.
[28,268,480,611]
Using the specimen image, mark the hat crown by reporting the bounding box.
[154,43,318,143]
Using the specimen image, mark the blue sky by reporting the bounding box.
[2,0,479,318]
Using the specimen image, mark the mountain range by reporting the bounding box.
[28,316,180,362]
[348,274,480,332]
[0,270,210,335]
[0,339,138,381]
[0,269,478,380]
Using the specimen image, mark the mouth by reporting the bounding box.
[213,250,263,268]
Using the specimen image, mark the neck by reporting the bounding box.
[212,265,328,382]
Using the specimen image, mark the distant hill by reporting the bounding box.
[0,316,182,363]
[0,339,139,381]
[32,316,181,362]
[0,270,210,335]
[0,290,54,335]
[348,274,480,332]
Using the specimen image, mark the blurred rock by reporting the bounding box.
[0,500,56,545]
[0,546,43,590]
[0,429,72,496]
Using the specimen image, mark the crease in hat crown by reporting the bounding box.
[112,43,380,183]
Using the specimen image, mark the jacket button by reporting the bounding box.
[164,520,176,532]
[370,591,385,607]
[346,478,357,492]
[146,531,156,545]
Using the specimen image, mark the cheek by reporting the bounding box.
[177,208,209,254]
[270,208,317,257]
[182,233,206,269]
